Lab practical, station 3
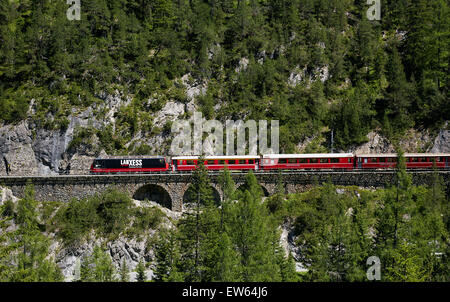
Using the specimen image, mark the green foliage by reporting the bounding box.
[53,188,163,244]
[155,170,295,282]
[79,245,117,282]
[67,127,97,155]
[135,259,147,282]
[120,258,130,282]
[281,170,449,282]
[131,206,165,234]
[153,228,183,282]
[1,199,15,218]
[1,185,64,282]
[1,0,448,152]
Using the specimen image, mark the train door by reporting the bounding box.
[172,160,177,172]
[357,157,362,169]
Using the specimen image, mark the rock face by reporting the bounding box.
[0,73,448,178]
[351,128,439,154]
[54,233,156,282]
[350,131,393,154]
[431,129,450,153]
[153,101,186,128]
[0,92,130,176]
[0,121,39,176]
[0,186,19,205]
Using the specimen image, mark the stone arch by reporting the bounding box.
[133,184,172,210]
[236,183,270,197]
[183,184,221,207]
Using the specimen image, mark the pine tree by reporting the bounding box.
[135,259,146,282]
[213,232,242,281]
[178,157,217,281]
[228,172,282,281]
[385,240,429,282]
[79,254,95,282]
[218,167,235,231]
[120,258,130,282]
[92,246,116,282]
[154,228,183,282]
[9,185,63,282]
[384,44,414,132]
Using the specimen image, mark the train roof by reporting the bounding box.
[172,155,260,160]
[263,153,354,159]
[356,153,450,158]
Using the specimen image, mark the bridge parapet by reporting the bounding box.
[1,170,448,212]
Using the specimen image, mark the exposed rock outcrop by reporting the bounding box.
[0,186,19,205]
[0,121,39,176]
[351,128,436,154]
[431,128,450,153]
[54,232,156,282]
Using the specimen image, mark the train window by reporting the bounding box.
[248,160,254,164]
[186,160,195,165]
[311,159,319,163]
[387,158,394,162]
[279,158,288,164]
[320,158,328,163]
[371,158,378,163]
[239,160,246,164]
[411,158,419,162]
[288,159,297,164]
[299,158,308,163]
[364,158,368,163]
[218,160,226,164]
[207,160,215,165]
[348,158,352,163]
[331,158,339,163]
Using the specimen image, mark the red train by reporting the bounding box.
[90,153,450,174]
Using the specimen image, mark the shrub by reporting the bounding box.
[132,206,165,232]
[95,188,133,236]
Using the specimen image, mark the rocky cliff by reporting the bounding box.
[0,72,449,177]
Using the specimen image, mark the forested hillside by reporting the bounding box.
[0,0,448,155]
[1,158,449,282]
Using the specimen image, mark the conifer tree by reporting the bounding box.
[154,228,183,282]
[177,157,227,282]
[120,258,130,282]
[91,245,116,282]
[135,259,146,282]
[218,167,235,231]
[79,254,95,282]
[9,185,63,282]
[213,232,242,282]
[228,172,282,281]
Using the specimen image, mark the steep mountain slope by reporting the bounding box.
[0,0,449,175]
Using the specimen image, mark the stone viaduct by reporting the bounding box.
[1,170,449,212]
